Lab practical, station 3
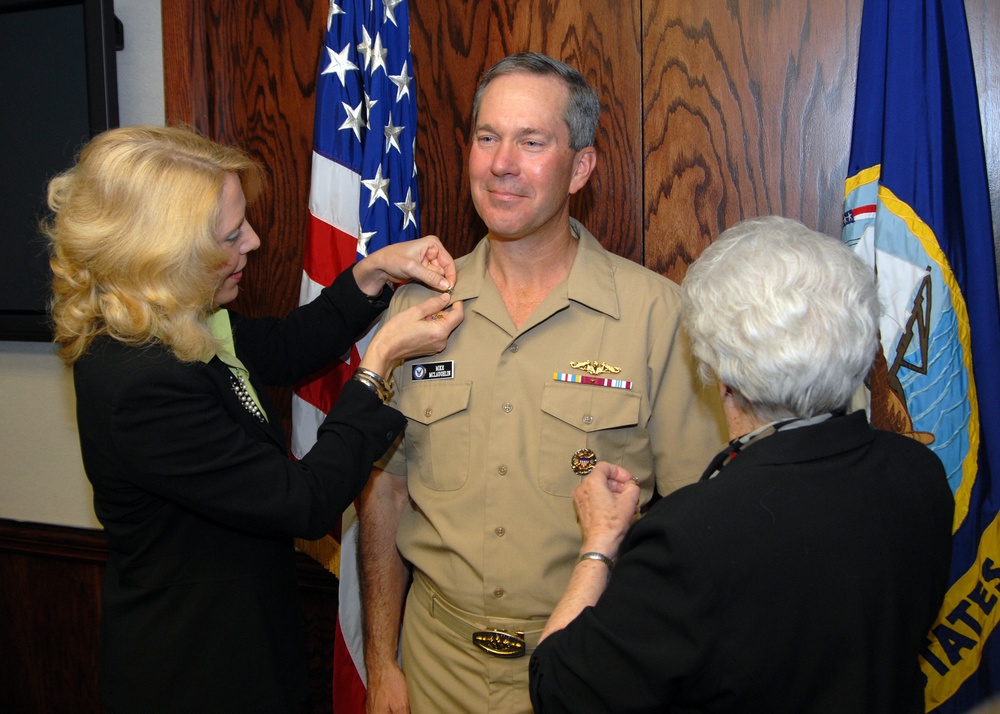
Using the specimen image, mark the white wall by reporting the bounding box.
[0,0,164,529]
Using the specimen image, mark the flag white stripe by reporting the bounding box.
[290,394,325,461]
[309,151,361,238]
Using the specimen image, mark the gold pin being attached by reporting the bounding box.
[571,448,597,475]
[429,313,445,321]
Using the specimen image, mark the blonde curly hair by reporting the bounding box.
[44,125,264,364]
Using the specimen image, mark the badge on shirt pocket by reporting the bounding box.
[412,360,454,380]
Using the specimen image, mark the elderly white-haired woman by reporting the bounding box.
[529,216,954,713]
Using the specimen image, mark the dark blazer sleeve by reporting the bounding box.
[101,346,404,539]
[230,263,393,386]
[529,495,718,713]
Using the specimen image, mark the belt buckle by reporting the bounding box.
[472,629,526,658]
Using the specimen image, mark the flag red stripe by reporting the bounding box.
[332,616,368,710]
[304,214,361,288]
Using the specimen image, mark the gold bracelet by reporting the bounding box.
[351,372,388,404]
[578,551,615,569]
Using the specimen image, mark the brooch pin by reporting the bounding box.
[571,448,597,475]
[570,360,622,376]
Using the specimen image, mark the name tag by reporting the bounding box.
[412,360,454,380]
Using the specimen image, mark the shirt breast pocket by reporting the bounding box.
[397,381,472,491]
[538,383,642,496]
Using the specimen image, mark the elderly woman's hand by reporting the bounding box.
[354,235,457,297]
[360,293,464,381]
[574,463,640,560]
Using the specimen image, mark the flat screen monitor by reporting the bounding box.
[0,0,119,341]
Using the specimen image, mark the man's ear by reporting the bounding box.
[569,147,597,195]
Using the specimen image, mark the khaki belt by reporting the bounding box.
[411,574,545,658]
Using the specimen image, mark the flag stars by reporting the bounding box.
[340,101,365,141]
[384,0,404,26]
[370,33,389,75]
[362,165,391,207]
[384,115,404,153]
[357,229,377,257]
[395,187,417,229]
[326,1,345,31]
[363,93,379,128]
[390,61,413,103]
[322,43,358,86]
[357,27,374,71]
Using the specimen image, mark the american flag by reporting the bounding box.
[291,1,419,710]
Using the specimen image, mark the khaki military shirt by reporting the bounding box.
[379,221,725,621]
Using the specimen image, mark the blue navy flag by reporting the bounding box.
[290,1,419,710]
[842,0,1000,709]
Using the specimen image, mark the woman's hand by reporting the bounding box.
[574,463,640,559]
[360,292,464,380]
[354,235,457,297]
[539,463,641,644]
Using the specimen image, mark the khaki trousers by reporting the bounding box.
[401,574,545,713]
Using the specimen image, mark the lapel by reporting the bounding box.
[206,356,287,449]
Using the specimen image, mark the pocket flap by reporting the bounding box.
[540,382,641,432]
[397,381,472,425]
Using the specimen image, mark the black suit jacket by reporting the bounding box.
[73,270,405,713]
[530,411,954,714]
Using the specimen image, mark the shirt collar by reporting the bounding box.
[448,218,620,320]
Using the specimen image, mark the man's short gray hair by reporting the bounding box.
[681,216,880,421]
[471,52,600,150]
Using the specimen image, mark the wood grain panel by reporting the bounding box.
[409,0,644,261]
[642,0,862,282]
[0,521,105,714]
[164,0,327,432]
[162,0,211,133]
[0,518,339,714]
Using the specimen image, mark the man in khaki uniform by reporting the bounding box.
[359,52,726,714]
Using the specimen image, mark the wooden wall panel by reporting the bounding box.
[409,0,644,261]
[164,0,327,432]
[0,519,339,714]
[0,521,105,713]
[641,0,862,282]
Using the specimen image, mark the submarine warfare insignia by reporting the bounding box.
[571,448,597,475]
[570,360,622,376]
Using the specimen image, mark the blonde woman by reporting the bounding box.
[46,125,462,713]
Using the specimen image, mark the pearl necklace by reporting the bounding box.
[230,373,266,422]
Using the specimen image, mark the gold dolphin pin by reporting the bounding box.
[570,360,622,376]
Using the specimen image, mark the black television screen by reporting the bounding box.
[0,0,118,341]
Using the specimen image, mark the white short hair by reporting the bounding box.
[681,216,879,421]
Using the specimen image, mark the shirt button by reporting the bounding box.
[502,402,513,413]
[495,526,506,537]
[583,414,593,425]
[498,465,508,476]
[509,344,519,353]
[493,588,506,599]
[424,408,432,418]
